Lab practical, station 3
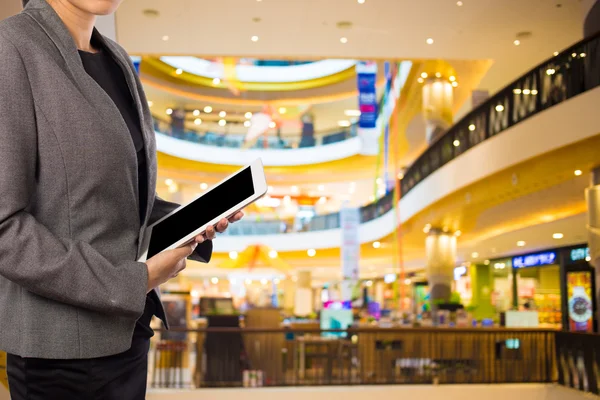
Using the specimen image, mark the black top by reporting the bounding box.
[79,44,155,339]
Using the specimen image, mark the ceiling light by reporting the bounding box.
[572,52,577,57]
[581,53,586,58]
[260,278,268,285]
[244,120,251,128]
[423,224,431,233]
[345,110,361,117]
[586,256,591,262]
[426,38,434,45]
[219,111,227,118]
[218,119,227,126]
[162,35,169,41]
[269,121,276,129]
[435,72,441,78]
[167,184,178,193]
[454,230,461,237]
[404,278,412,285]
[318,184,325,191]
[472,252,479,259]
[212,78,221,85]
[553,51,559,56]
[165,178,174,186]
[484,260,490,265]
[546,68,556,75]
[513,89,522,94]
[251,35,259,42]
[175,68,183,75]
[376,177,383,185]
[194,118,202,125]
[278,107,287,114]
[513,40,520,46]
[307,249,316,257]
[468,124,476,131]
[495,104,504,112]
[373,241,381,249]
[449,76,456,82]
[553,233,564,239]
[229,251,238,260]
[245,278,252,285]
[451,81,458,87]
[522,89,531,95]
[575,170,583,176]
[368,195,375,202]
[340,37,348,44]
[274,278,281,284]
[338,120,351,127]
[245,112,253,119]
[358,0,366,3]
[453,140,460,147]
[193,109,200,116]
[204,106,213,113]
[457,1,463,5]
[269,250,278,259]
[531,89,538,95]
[147,100,154,107]
[517,241,526,247]
[166,108,173,115]
[291,185,299,194]
[417,77,424,83]
[211,277,219,284]
[397,172,404,179]
[200,183,208,190]
[421,72,428,79]
[318,196,327,204]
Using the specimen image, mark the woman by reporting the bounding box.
[0,0,242,398]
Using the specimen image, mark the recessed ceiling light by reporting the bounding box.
[435,72,441,78]
[307,249,316,257]
[451,81,458,87]
[291,185,299,194]
[162,35,169,41]
[426,38,434,45]
[453,140,460,147]
[513,89,522,94]
[514,39,521,46]
[531,89,538,95]
[244,120,251,128]
[417,77,424,83]
[245,112,253,119]
[345,110,361,117]
[421,72,428,79]
[574,170,583,176]
[317,196,327,204]
[204,106,212,113]
[397,172,404,179]
[553,233,564,239]
[340,37,348,44]
[553,51,559,56]
[338,120,351,127]
[212,78,221,85]
[166,108,173,115]
[358,0,366,3]
[318,184,325,191]
[192,109,200,116]
[147,100,154,107]
[373,241,381,249]
[468,124,476,131]
[517,241,526,247]
[523,89,531,95]
[165,178,174,186]
[449,76,456,82]
[211,277,219,284]
[484,260,490,265]
[175,68,183,75]
[269,250,278,259]
[219,111,227,118]
[495,104,504,112]
[194,118,202,125]
[218,119,227,126]
[472,252,479,258]
[269,121,276,129]
[251,35,259,42]
[200,183,208,190]
[278,107,287,114]
[423,224,431,233]
[454,230,461,237]
[457,1,463,5]
[245,278,252,285]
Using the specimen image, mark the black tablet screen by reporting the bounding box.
[147,167,254,258]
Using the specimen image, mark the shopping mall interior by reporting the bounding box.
[2,0,600,399]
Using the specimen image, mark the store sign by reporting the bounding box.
[512,251,557,269]
[569,247,590,263]
[340,203,360,301]
[356,61,378,130]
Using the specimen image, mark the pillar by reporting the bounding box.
[422,78,453,144]
[585,167,600,323]
[470,264,496,320]
[282,278,296,312]
[294,270,313,317]
[425,228,457,305]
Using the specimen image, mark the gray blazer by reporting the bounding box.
[0,0,211,359]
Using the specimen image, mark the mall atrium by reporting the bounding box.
[1,0,600,399]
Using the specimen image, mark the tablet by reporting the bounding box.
[138,159,267,262]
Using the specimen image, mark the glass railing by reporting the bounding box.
[154,118,358,150]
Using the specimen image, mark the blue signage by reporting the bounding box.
[569,247,590,263]
[356,62,378,129]
[512,251,557,269]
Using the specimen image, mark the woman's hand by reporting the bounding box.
[193,211,244,243]
[145,243,197,292]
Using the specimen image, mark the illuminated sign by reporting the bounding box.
[512,251,557,269]
[569,247,590,263]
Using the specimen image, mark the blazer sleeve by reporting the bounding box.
[149,195,213,263]
[0,34,148,319]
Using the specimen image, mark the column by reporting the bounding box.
[470,264,496,320]
[421,77,454,144]
[294,270,313,317]
[425,228,457,306]
[585,167,600,323]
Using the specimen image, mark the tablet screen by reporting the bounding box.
[147,166,254,258]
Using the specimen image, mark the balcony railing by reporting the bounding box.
[147,327,559,389]
[153,118,358,150]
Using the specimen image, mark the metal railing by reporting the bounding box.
[555,331,600,395]
[147,327,556,389]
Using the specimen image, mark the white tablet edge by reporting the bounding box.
[137,158,267,262]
